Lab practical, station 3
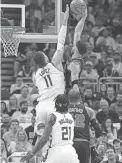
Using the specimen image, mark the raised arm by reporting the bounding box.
[52,5,69,72]
[72,3,87,58]
[73,7,87,47]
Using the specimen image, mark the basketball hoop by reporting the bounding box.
[0,26,25,57]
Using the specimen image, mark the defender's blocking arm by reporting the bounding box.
[52,5,69,72]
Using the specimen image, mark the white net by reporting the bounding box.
[1,27,25,57]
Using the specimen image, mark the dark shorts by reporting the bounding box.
[73,141,90,163]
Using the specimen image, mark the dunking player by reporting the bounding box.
[66,2,88,90]
[21,94,79,163]
[68,88,102,163]
[31,5,69,160]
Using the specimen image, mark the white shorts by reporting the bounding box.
[34,100,55,135]
[45,145,79,163]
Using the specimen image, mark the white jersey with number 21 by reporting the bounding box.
[34,63,65,101]
[51,112,74,147]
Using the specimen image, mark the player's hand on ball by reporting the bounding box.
[70,0,87,21]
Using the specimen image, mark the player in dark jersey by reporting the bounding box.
[68,88,102,163]
[65,5,87,91]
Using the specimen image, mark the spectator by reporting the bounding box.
[115,34,122,54]
[92,18,105,38]
[1,101,9,116]
[101,144,122,163]
[13,51,26,78]
[92,92,101,111]
[106,46,114,58]
[112,18,122,38]
[96,99,119,125]
[84,86,95,108]
[10,76,24,94]
[17,86,31,107]
[99,132,108,144]
[19,51,33,77]
[1,80,10,101]
[110,92,122,119]
[12,100,33,124]
[1,138,9,160]
[102,118,117,143]
[117,122,122,140]
[87,6,96,25]
[1,114,10,137]
[100,84,107,98]
[80,32,94,48]
[119,83,122,94]
[92,141,108,163]
[7,95,19,117]
[25,116,37,146]
[113,139,122,161]
[90,129,98,162]
[9,130,32,154]
[80,61,99,79]
[89,53,105,75]
[96,28,116,50]
[3,119,19,147]
[101,63,119,78]
[112,51,122,76]
[105,87,116,106]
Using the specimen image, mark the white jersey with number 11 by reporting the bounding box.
[34,63,65,101]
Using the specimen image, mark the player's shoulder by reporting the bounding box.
[48,113,57,126]
[85,106,94,113]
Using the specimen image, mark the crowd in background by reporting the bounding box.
[1,0,122,163]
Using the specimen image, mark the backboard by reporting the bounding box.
[0,0,62,43]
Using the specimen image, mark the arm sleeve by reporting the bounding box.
[52,25,67,71]
[57,25,67,53]
[73,17,86,47]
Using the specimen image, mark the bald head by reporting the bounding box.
[68,89,81,103]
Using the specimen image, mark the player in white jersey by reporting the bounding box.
[31,5,69,160]
[32,5,69,137]
[21,94,79,163]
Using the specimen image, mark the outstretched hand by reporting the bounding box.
[63,4,69,25]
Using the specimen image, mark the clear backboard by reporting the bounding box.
[0,0,62,43]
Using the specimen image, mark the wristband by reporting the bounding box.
[72,80,78,86]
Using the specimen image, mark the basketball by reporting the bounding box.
[70,0,87,20]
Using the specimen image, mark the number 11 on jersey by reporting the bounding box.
[44,74,53,88]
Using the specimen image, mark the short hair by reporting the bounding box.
[106,144,115,153]
[20,100,28,106]
[21,85,28,91]
[10,119,19,126]
[33,51,46,66]
[76,41,87,55]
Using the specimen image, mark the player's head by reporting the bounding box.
[76,40,87,56]
[55,94,69,113]
[68,89,81,103]
[33,51,48,68]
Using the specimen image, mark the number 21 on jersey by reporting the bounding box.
[62,127,71,140]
